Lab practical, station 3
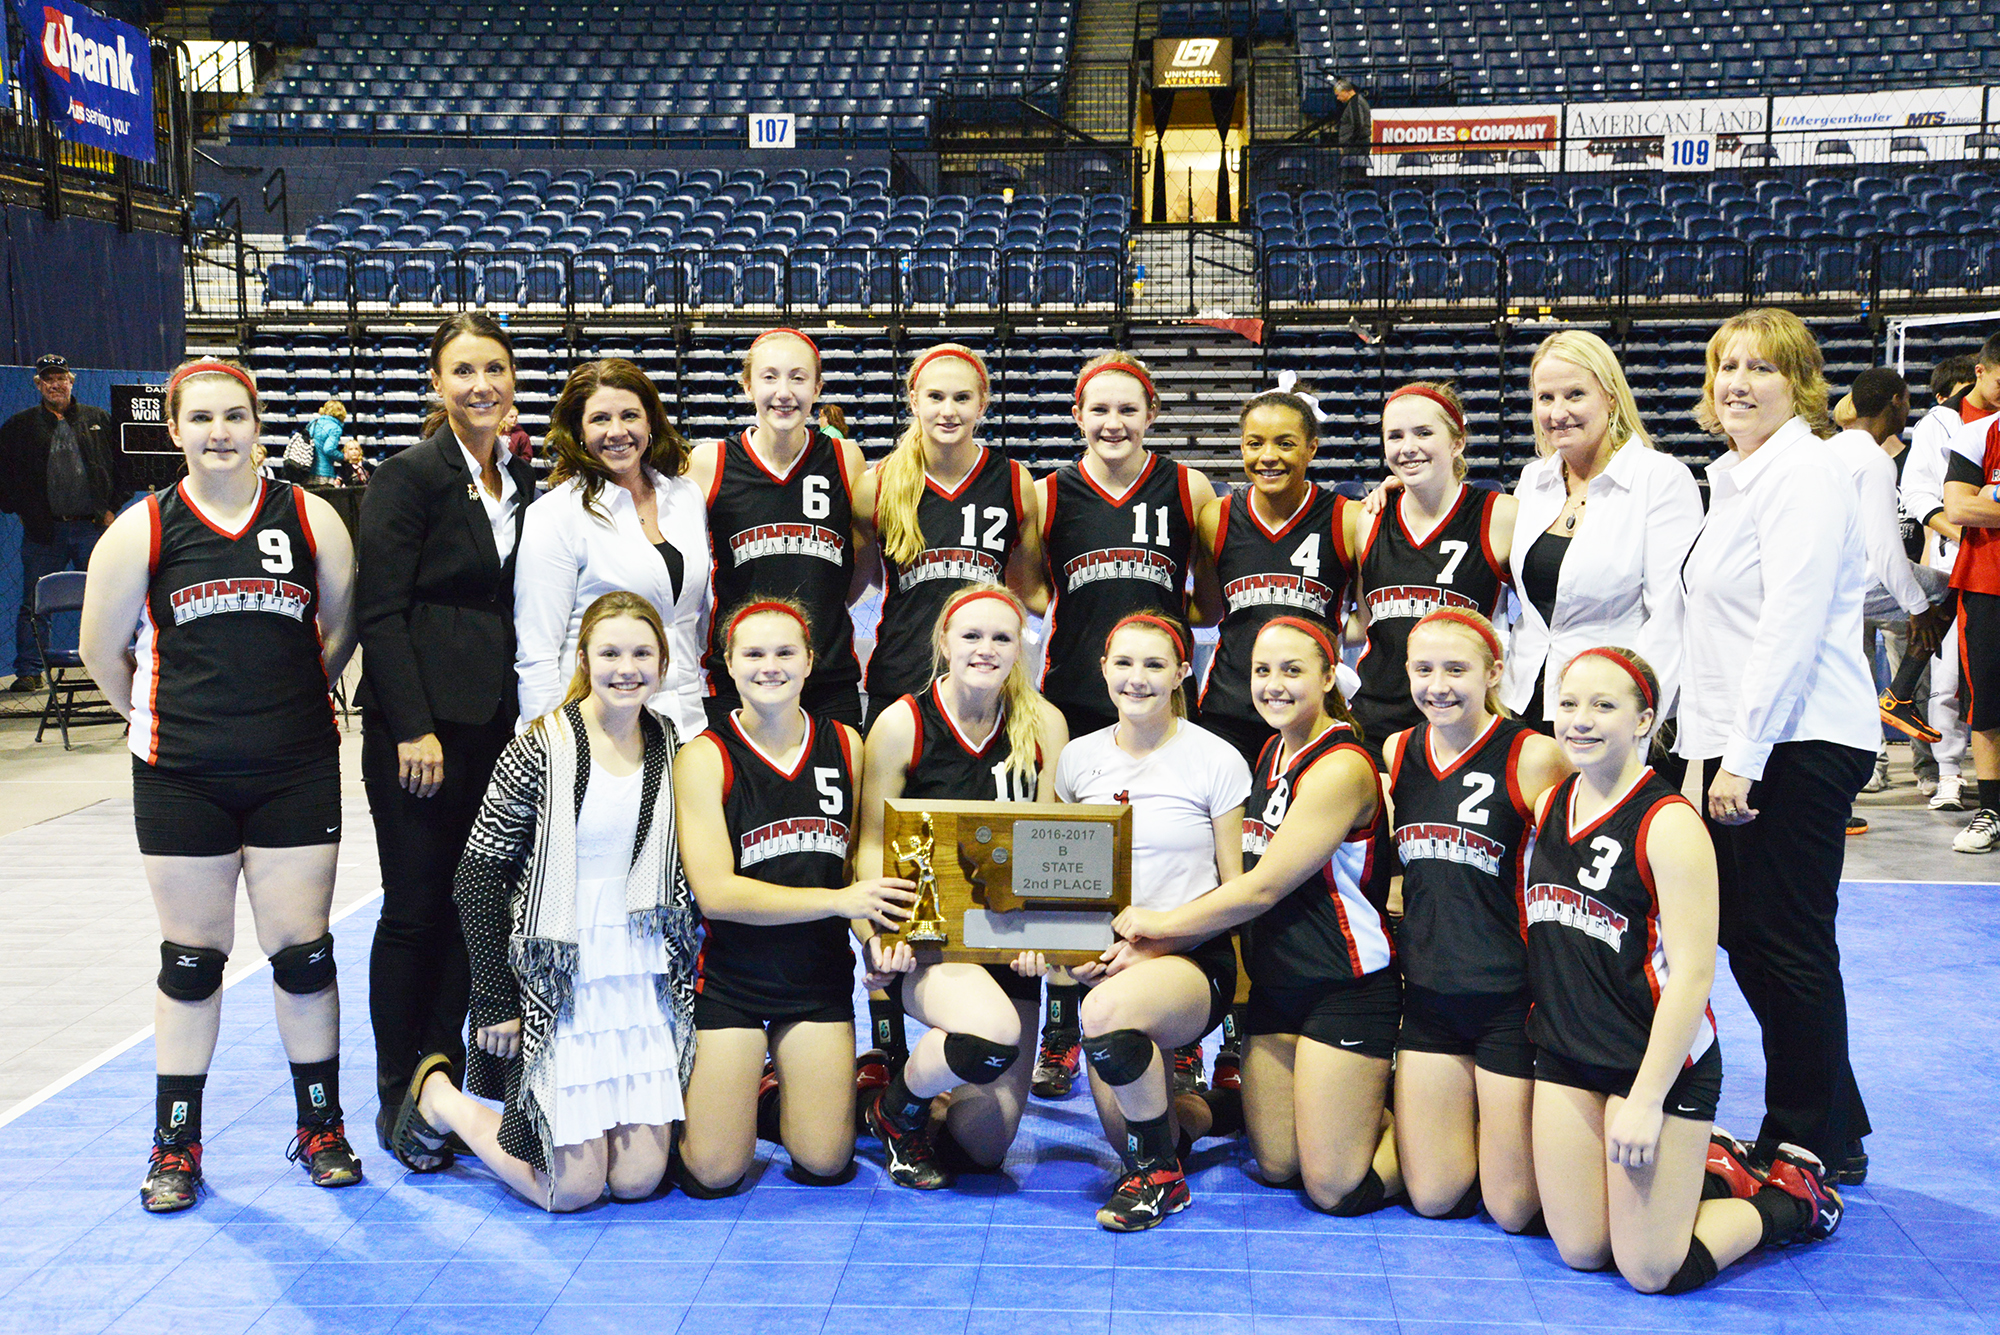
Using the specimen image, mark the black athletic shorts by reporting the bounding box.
[1960,590,2000,731]
[985,964,1044,1003]
[1180,934,1239,1037]
[1245,968,1401,1059]
[131,753,341,858]
[693,991,853,1031]
[1534,1041,1723,1123]
[1397,984,1536,1080]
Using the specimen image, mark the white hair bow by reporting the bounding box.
[1274,369,1332,423]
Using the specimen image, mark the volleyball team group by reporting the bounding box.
[75,302,1913,1298]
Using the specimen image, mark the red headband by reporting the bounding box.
[944,586,1021,624]
[1105,612,1187,663]
[909,346,988,392]
[167,360,257,405]
[1074,360,1158,408]
[752,327,820,357]
[1261,616,1339,671]
[726,600,811,646]
[1414,608,1502,664]
[1566,647,1656,712]
[1385,384,1465,436]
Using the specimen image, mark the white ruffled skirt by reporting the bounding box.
[547,873,685,1147]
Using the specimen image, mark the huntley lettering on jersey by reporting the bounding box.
[168,578,311,625]
[1523,881,1629,950]
[1365,584,1479,620]
[729,522,844,566]
[1062,547,1178,591]
[899,546,1002,589]
[1224,571,1335,612]
[738,816,850,866]
[1394,822,1505,875]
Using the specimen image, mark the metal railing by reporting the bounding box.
[893,149,1140,203]
[0,35,187,206]
[223,109,931,148]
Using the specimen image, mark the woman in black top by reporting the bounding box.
[358,312,539,1169]
[80,358,358,1211]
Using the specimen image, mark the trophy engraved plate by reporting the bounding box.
[880,799,1132,965]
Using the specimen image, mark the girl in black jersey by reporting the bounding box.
[854,343,1047,718]
[1114,617,1401,1217]
[1198,390,1354,767]
[1382,609,1566,1231]
[1346,382,1518,763]
[673,599,917,1193]
[689,328,872,728]
[857,584,1069,1188]
[80,359,360,1212]
[1528,647,1842,1292]
[1038,353,1223,740]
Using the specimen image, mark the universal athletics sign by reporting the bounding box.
[13,0,154,161]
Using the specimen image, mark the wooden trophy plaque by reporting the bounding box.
[878,799,1133,966]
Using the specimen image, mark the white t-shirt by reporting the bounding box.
[1055,720,1253,912]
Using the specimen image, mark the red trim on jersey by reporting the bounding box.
[834,431,857,503]
[705,440,728,507]
[1214,492,1235,552]
[291,485,319,558]
[1631,793,1693,902]
[145,494,162,573]
[904,693,925,776]
[705,731,737,802]
[177,477,267,541]
[1319,860,1367,976]
[833,719,858,783]
[1962,598,1979,721]
[1039,470,1058,541]
[1330,493,1354,571]
[1010,460,1030,527]
[1395,482,1472,550]
[1248,487,1315,542]
[926,446,989,502]
[728,710,816,780]
[1502,728,1533,820]
[1175,462,1196,542]
[1475,489,1509,590]
[1384,726,1411,791]
[740,427,814,487]
[934,685,1004,756]
[1423,713,1500,780]
[1356,505,1386,573]
[1566,766,1658,844]
[1079,452,1157,508]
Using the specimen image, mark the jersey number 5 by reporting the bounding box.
[1576,836,1623,891]
[814,766,844,815]
[258,529,294,574]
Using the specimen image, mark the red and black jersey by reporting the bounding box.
[1240,721,1394,986]
[1351,487,1508,751]
[1387,717,1536,995]
[698,713,857,1012]
[1199,484,1352,739]
[130,479,335,771]
[702,428,859,703]
[900,681,1039,803]
[869,448,1026,703]
[1039,455,1197,719]
[1524,768,1715,1072]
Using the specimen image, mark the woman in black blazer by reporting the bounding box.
[358,312,539,1168]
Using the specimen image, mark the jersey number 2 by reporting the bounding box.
[258,530,294,574]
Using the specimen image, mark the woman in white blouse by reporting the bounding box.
[1507,332,1702,782]
[515,360,712,739]
[1677,306,1877,1194]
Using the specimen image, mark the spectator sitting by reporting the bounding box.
[500,406,534,466]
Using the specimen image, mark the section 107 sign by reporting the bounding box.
[13,0,155,162]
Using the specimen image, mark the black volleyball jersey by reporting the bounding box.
[1388,717,1537,995]
[901,682,1039,803]
[1200,485,1353,735]
[1351,487,1508,750]
[702,428,859,700]
[1239,722,1394,986]
[698,713,859,1010]
[1039,455,1197,715]
[131,479,336,771]
[869,448,1026,703]
[1524,769,1716,1072]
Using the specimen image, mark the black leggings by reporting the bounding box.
[363,713,513,1103]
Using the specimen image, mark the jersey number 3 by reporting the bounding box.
[1576,836,1623,891]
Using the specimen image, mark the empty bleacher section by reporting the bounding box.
[214,0,1073,144]
[1253,171,2000,308]
[1292,0,2000,109]
[254,166,1132,316]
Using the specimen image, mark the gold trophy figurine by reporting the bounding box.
[891,812,949,946]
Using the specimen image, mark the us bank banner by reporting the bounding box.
[13,0,155,162]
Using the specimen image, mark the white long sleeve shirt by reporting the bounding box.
[513,468,713,738]
[1677,416,1879,778]
[1904,403,1963,572]
[1504,443,1703,719]
[1824,427,1932,617]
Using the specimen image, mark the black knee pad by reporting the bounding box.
[1313,1167,1388,1217]
[1438,1178,1483,1220]
[943,1032,1018,1085]
[1080,1028,1154,1086]
[672,1157,743,1199]
[1661,1238,1718,1295]
[158,941,227,1001]
[269,934,336,995]
[786,1159,857,1187]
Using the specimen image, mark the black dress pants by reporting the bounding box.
[1703,741,1875,1169]
[363,712,515,1104]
